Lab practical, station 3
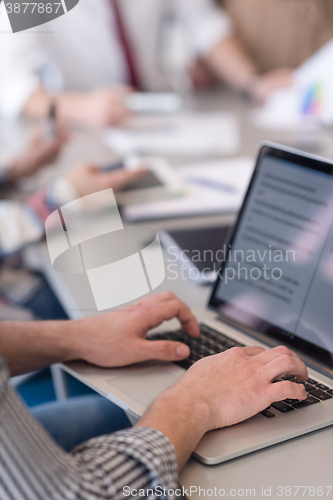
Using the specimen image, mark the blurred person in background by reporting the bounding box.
[212,0,333,101]
[0,129,145,321]
[0,126,69,320]
[0,0,299,129]
[0,128,67,185]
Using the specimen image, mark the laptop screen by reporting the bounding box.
[209,144,333,368]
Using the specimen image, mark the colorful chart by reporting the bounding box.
[301,83,324,115]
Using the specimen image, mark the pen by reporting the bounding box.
[100,156,143,173]
[100,160,126,173]
[188,176,237,194]
[45,102,57,139]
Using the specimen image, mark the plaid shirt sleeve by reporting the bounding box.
[0,357,180,500]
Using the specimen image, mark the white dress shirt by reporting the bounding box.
[0,0,232,117]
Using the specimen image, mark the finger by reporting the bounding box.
[31,127,43,142]
[137,339,190,362]
[264,354,308,382]
[256,345,302,365]
[268,380,307,403]
[138,298,200,338]
[105,105,128,127]
[115,85,133,97]
[54,123,70,142]
[136,291,178,306]
[242,346,265,357]
[218,346,264,362]
[105,168,147,192]
[114,104,130,121]
[45,141,63,156]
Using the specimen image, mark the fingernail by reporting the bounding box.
[176,344,190,359]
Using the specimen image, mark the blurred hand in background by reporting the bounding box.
[252,68,294,104]
[65,162,147,197]
[24,86,132,130]
[9,125,69,182]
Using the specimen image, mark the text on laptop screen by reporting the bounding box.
[210,146,333,367]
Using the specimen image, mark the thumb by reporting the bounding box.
[140,339,190,362]
[105,169,146,192]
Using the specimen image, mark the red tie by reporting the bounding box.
[109,0,141,89]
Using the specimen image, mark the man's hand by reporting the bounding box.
[173,345,308,430]
[253,68,294,103]
[140,345,308,470]
[205,34,293,104]
[0,293,199,377]
[10,126,68,182]
[65,162,147,197]
[70,292,200,367]
[24,86,131,128]
[76,86,131,128]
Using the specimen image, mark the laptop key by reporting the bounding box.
[327,390,333,396]
[309,389,333,401]
[304,395,320,404]
[261,410,275,418]
[152,326,245,369]
[316,383,329,391]
[292,396,320,409]
[283,399,299,405]
[271,401,295,413]
[284,376,302,384]
[307,378,317,385]
[223,340,237,347]
[176,359,194,370]
[304,383,315,392]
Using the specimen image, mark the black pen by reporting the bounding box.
[100,156,143,173]
[45,102,57,139]
[100,160,126,173]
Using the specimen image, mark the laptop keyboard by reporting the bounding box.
[149,323,245,370]
[148,324,333,418]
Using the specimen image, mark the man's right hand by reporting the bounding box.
[173,345,308,430]
[139,345,308,470]
[75,86,131,128]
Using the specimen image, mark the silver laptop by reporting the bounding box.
[66,142,333,465]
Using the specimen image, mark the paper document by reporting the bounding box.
[101,112,240,156]
[123,157,254,221]
[252,37,333,130]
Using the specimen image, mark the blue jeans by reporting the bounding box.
[24,275,68,320]
[31,395,132,452]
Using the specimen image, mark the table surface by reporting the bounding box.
[6,89,333,499]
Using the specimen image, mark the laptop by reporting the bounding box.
[64,142,333,465]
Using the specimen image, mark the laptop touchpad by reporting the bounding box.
[107,364,183,408]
